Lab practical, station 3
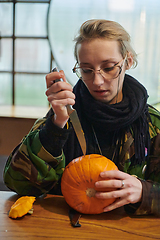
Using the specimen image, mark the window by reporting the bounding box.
[48,0,160,106]
[0,0,160,112]
[0,0,51,108]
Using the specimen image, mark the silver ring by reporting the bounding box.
[121,180,125,188]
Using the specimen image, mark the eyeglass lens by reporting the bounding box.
[77,66,121,81]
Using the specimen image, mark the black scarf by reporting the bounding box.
[73,74,150,165]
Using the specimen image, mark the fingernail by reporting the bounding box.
[103,207,109,212]
[95,182,99,187]
[95,192,101,198]
[100,172,105,177]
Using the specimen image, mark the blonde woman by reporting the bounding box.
[4,19,160,216]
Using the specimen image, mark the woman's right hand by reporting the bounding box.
[45,70,75,128]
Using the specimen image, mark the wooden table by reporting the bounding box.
[0,191,160,240]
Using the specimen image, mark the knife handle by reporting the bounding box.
[51,68,74,114]
[51,67,63,83]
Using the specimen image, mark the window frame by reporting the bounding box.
[0,0,53,106]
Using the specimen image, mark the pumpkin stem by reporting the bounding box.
[86,188,96,198]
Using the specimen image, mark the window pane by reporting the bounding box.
[48,0,160,105]
[0,73,12,105]
[15,74,48,107]
[15,3,48,37]
[0,3,13,36]
[15,39,50,72]
[0,39,12,71]
[16,0,49,2]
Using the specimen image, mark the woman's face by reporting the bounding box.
[77,39,130,104]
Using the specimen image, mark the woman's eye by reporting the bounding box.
[103,66,114,72]
[82,68,93,74]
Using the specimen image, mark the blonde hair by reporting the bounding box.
[74,19,137,68]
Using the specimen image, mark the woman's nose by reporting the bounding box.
[92,72,105,86]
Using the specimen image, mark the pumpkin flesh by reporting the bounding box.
[9,196,36,219]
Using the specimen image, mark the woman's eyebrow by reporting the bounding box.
[101,58,119,63]
[79,59,118,66]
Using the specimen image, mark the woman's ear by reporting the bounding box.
[125,52,133,70]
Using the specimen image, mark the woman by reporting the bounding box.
[4,19,160,216]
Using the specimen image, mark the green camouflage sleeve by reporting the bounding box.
[125,106,160,216]
[3,118,65,196]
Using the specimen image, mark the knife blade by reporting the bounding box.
[69,208,81,227]
[51,67,86,156]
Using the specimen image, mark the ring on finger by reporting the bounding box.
[121,180,125,188]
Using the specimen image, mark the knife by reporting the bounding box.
[51,67,86,156]
[69,208,81,227]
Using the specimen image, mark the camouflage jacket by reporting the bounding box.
[3,106,160,216]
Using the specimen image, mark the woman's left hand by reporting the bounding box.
[95,170,142,212]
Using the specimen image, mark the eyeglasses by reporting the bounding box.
[72,58,126,81]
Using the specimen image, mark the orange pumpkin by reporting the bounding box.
[61,154,118,214]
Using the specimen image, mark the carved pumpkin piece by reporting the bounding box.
[61,154,118,214]
[9,196,36,219]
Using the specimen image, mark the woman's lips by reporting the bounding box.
[94,90,109,95]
